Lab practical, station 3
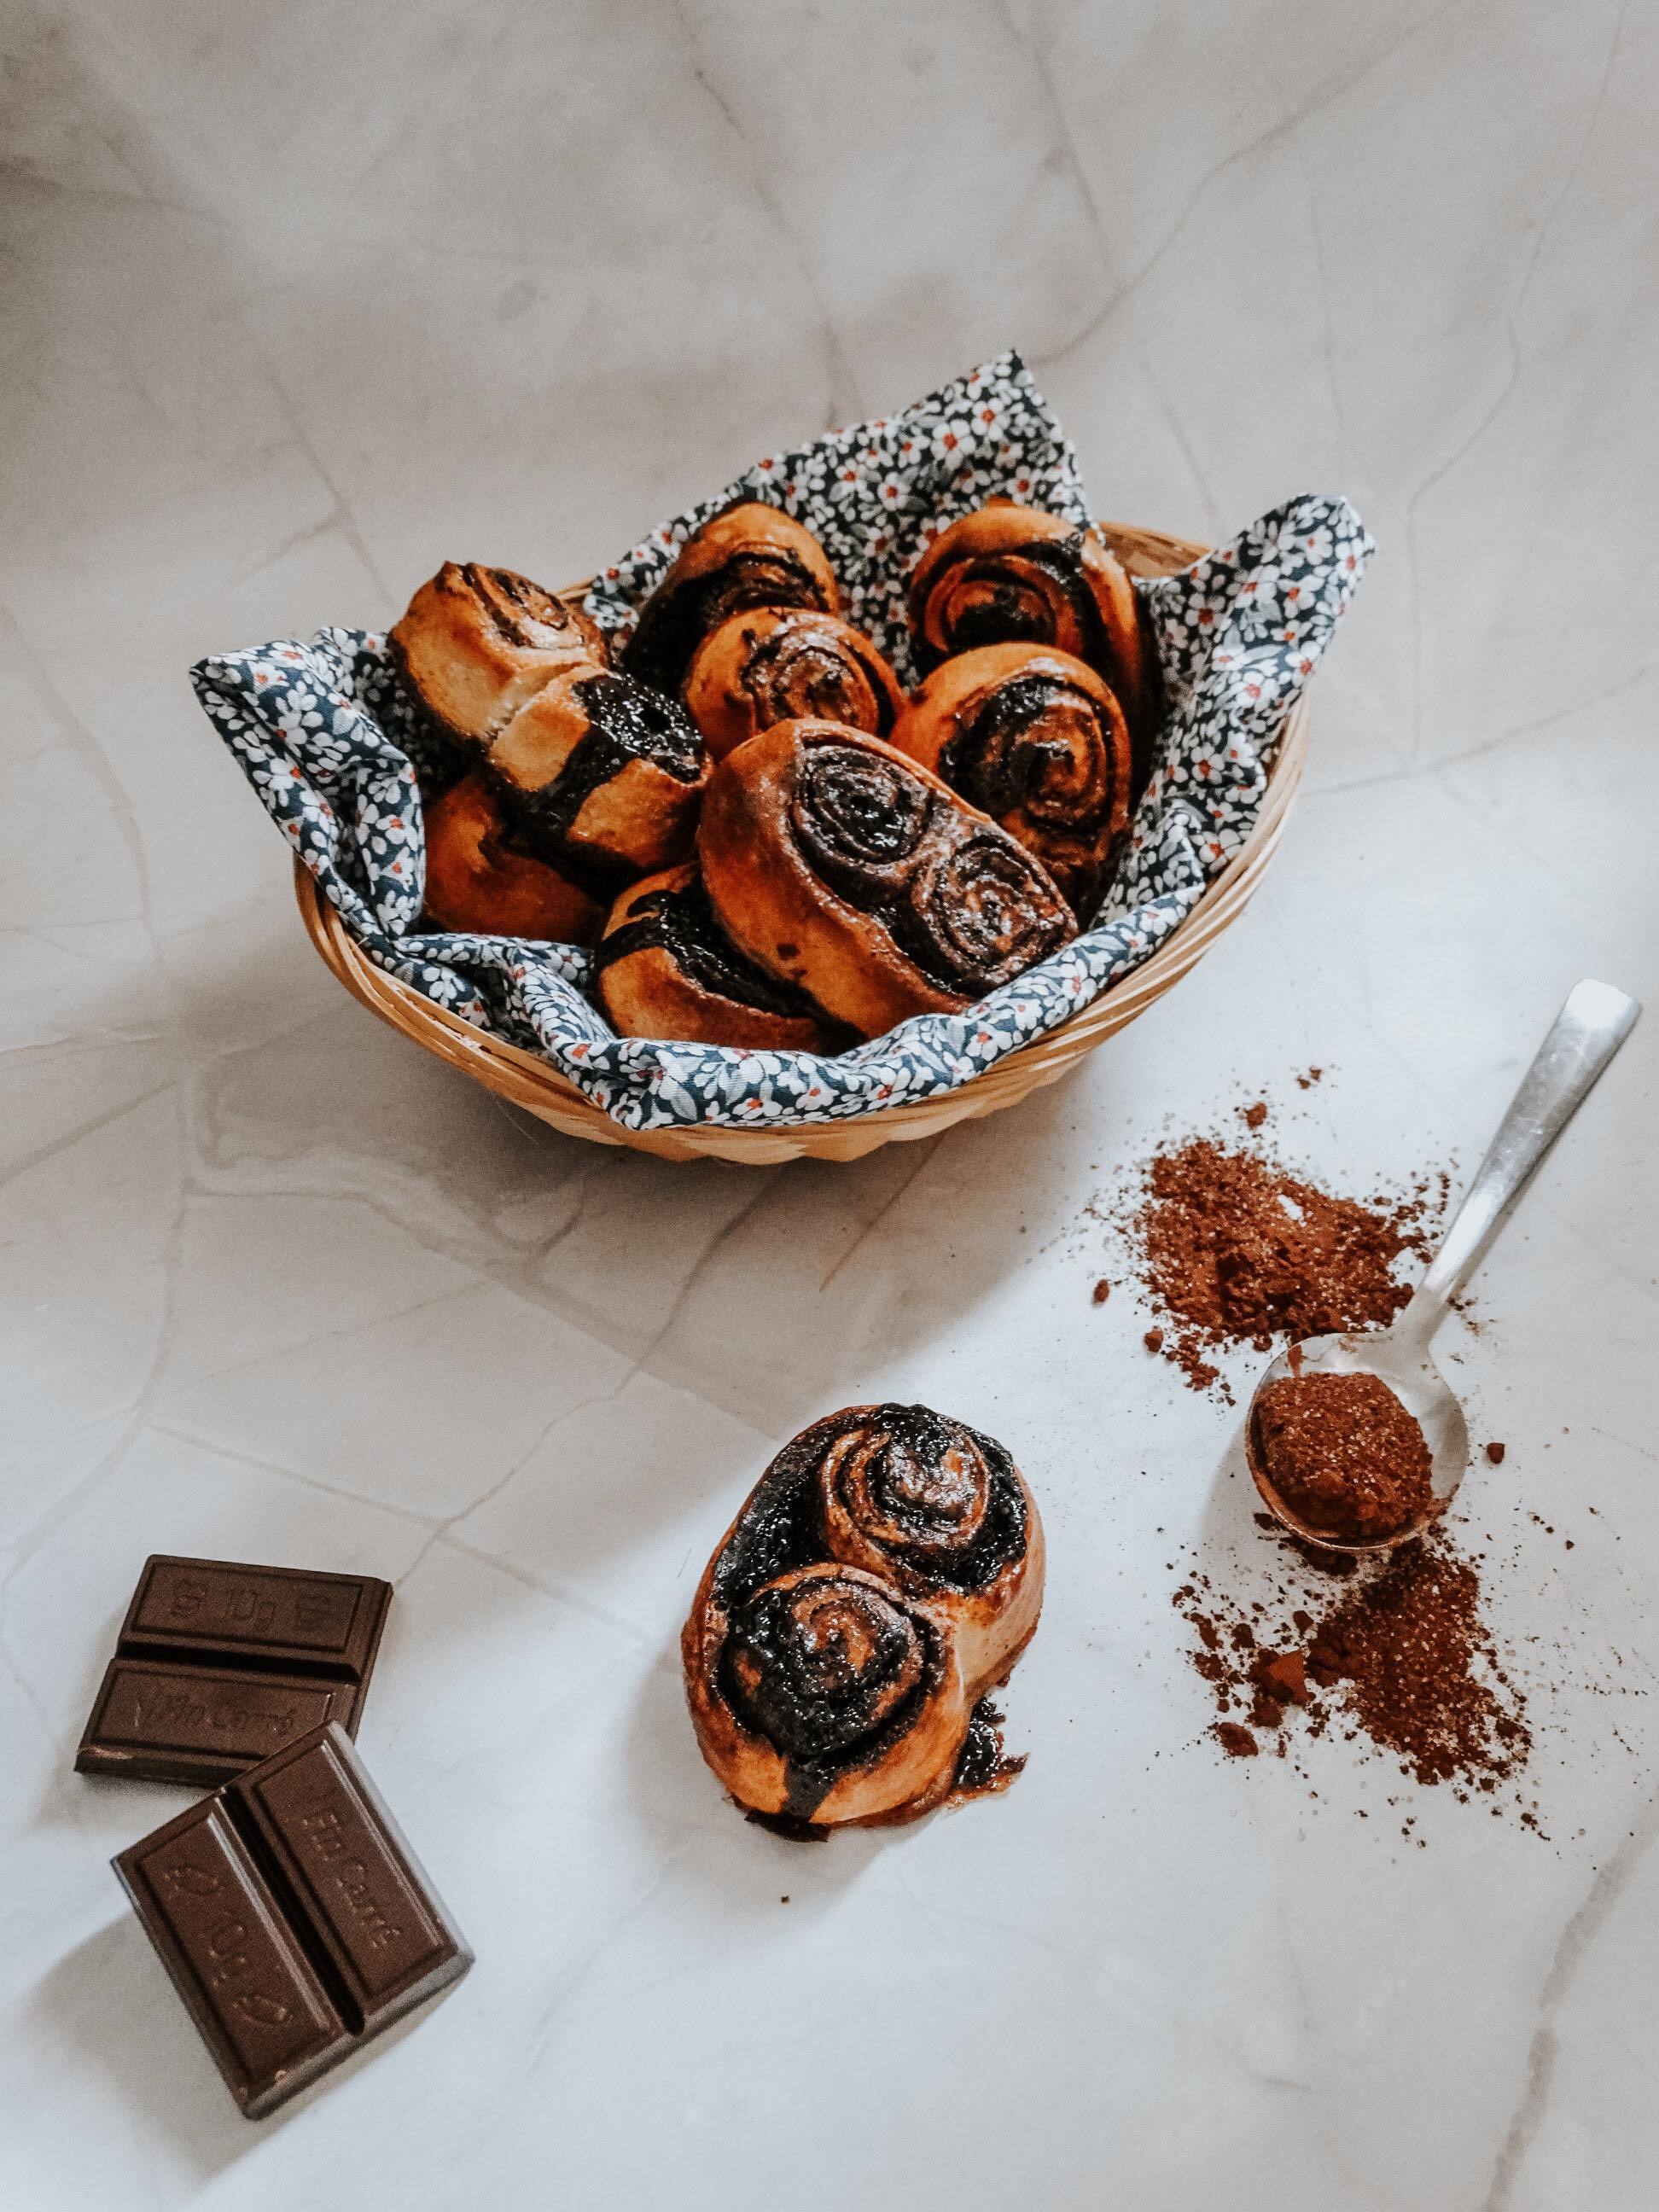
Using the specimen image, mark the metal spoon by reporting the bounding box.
[1245,978,1641,1553]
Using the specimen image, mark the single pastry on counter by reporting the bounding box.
[480,661,707,883]
[594,863,845,1051]
[422,771,602,942]
[683,1403,1045,1831]
[906,501,1161,794]
[390,562,603,746]
[682,606,905,761]
[890,642,1132,921]
[620,503,840,696]
[697,719,1076,1039]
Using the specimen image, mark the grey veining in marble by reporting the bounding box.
[3,3,1656,2207]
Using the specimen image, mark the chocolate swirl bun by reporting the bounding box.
[891,643,1132,920]
[422,771,602,942]
[683,607,905,761]
[594,864,844,1051]
[621,504,840,696]
[482,661,707,882]
[907,503,1160,794]
[697,720,1076,1039]
[390,562,603,745]
[683,1405,1044,1829]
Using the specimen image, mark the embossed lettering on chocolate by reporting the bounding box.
[77,1557,393,1788]
[113,1723,471,2119]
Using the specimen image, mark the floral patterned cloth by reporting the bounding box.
[191,352,1371,1132]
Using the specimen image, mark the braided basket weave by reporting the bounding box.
[293,522,1308,1165]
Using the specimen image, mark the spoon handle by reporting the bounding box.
[1398,978,1641,1347]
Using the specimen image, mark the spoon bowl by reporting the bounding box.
[1244,978,1639,1557]
[1244,1326,1468,1554]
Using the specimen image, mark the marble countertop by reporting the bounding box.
[3,3,1656,2206]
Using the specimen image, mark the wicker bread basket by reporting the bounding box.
[293,522,1308,1165]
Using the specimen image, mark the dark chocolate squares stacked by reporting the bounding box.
[79,1554,470,2120]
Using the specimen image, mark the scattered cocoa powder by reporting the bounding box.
[1307,1545,1528,1785]
[1486,1441,1506,1464]
[1252,1370,1435,1542]
[1297,1067,1324,1088]
[1091,1278,1112,1305]
[1144,1328,1165,1353]
[1242,1100,1269,1129]
[1173,1525,1534,1802]
[1124,1138,1434,1395]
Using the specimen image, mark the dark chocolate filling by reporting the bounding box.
[496,670,701,867]
[721,1575,946,1821]
[723,1575,926,1763]
[940,672,1115,824]
[623,544,833,694]
[913,530,1103,675]
[828,1403,1028,1594]
[592,872,823,1021]
[787,737,1073,993]
[735,620,897,737]
[460,562,584,651]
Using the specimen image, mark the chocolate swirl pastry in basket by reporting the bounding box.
[698,720,1077,1038]
[683,607,905,760]
[907,502,1161,795]
[390,562,603,744]
[595,863,844,1050]
[683,1404,1044,1830]
[393,561,709,933]
[620,503,840,696]
[891,642,1132,920]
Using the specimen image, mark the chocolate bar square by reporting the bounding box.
[77,1557,392,1786]
[114,1723,471,2118]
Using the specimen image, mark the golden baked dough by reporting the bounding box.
[682,1404,1045,1830]
[621,503,840,695]
[683,606,904,760]
[891,642,1132,919]
[422,772,602,942]
[907,502,1160,792]
[390,562,602,744]
[697,719,1076,1039]
[595,864,843,1051]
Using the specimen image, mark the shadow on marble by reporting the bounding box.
[33,1916,256,2182]
[35,1911,449,2177]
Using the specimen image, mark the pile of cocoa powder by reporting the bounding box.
[1100,1103,1445,1398]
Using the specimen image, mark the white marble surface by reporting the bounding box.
[3,2,1657,2204]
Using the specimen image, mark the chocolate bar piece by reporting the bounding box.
[114,1722,471,2118]
[77,1557,392,1786]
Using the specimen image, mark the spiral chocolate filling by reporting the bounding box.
[917,533,1102,672]
[623,549,835,695]
[725,1574,927,1760]
[721,1569,945,1816]
[496,671,701,870]
[737,620,898,736]
[941,673,1117,828]
[593,873,825,1020]
[458,562,585,650]
[785,736,1073,993]
[826,1405,1029,1593]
